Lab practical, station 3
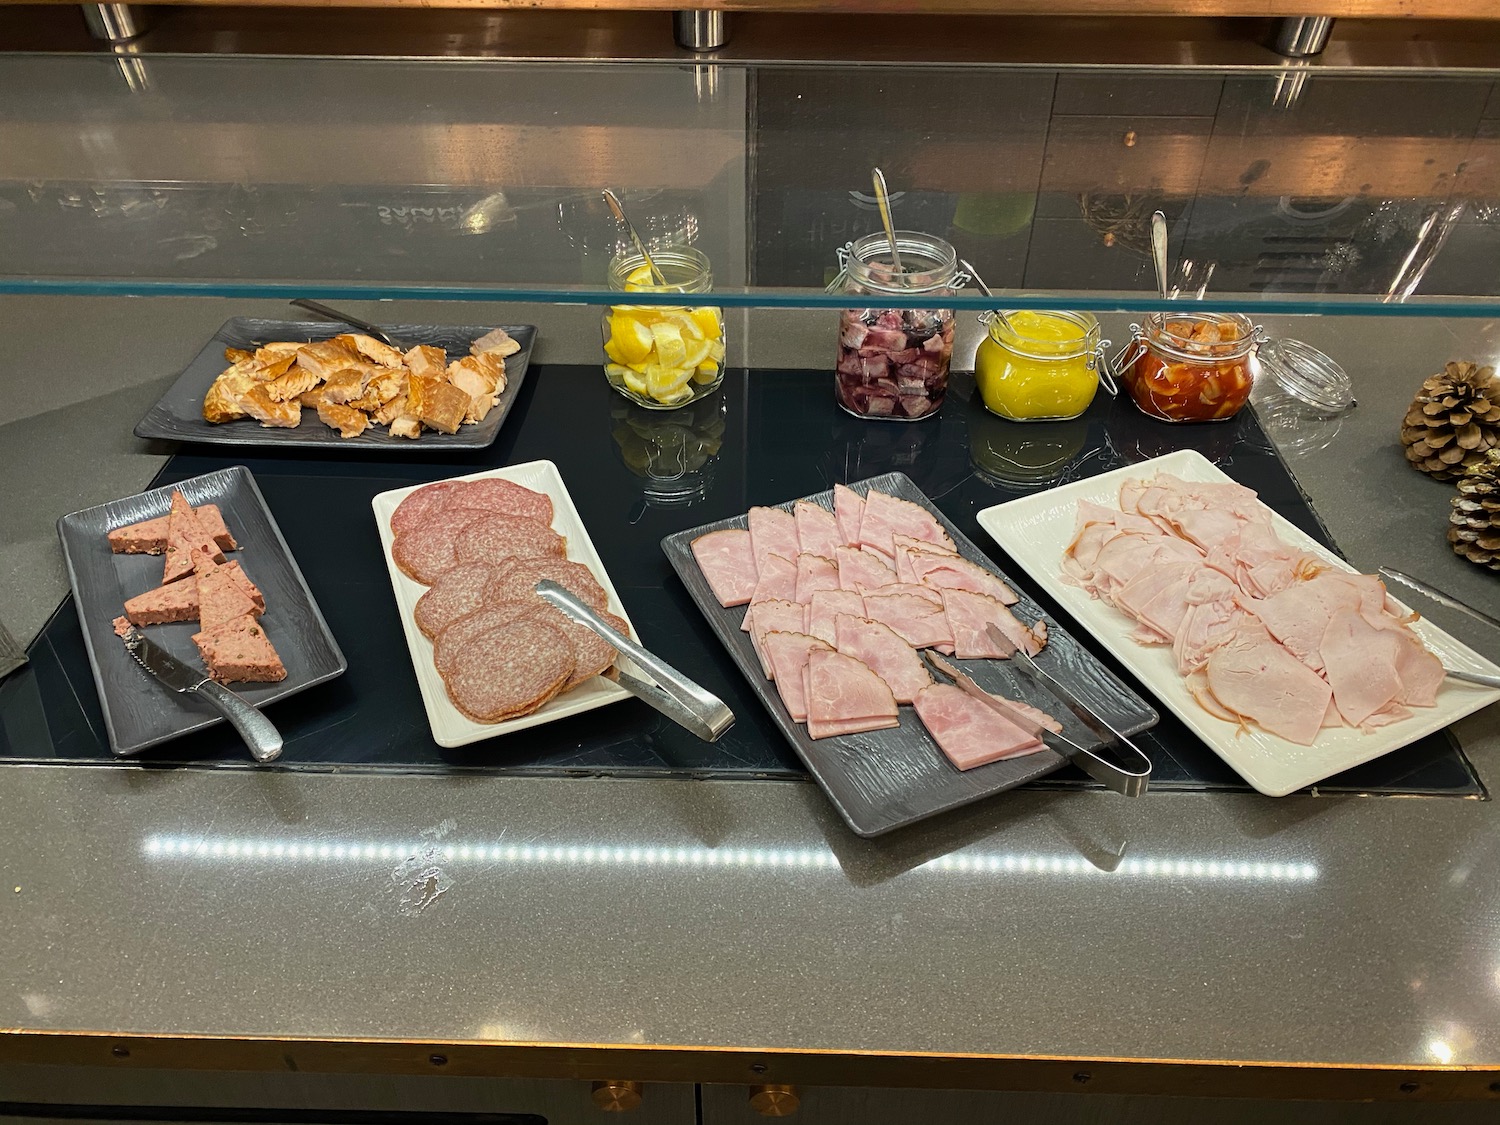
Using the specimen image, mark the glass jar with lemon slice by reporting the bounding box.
[603,246,725,409]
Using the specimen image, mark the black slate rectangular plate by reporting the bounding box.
[56,467,348,756]
[663,472,1160,837]
[135,318,536,451]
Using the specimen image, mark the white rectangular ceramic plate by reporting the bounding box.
[976,449,1500,796]
[372,461,638,748]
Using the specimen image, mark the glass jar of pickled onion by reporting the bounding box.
[973,309,1112,422]
[1113,312,1262,423]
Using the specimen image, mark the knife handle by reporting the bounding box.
[193,681,284,763]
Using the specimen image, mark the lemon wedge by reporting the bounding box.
[623,264,657,291]
[691,365,720,385]
[608,314,656,365]
[689,307,723,339]
[682,337,713,369]
[649,322,688,369]
[645,361,693,401]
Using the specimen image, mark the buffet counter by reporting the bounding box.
[2,296,1499,1111]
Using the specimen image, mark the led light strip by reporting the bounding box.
[140,836,1318,882]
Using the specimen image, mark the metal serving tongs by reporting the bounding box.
[1377,568,1500,688]
[534,581,735,742]
[937,622,1152,795]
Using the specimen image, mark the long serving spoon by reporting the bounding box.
[1150,210,1170,302]
[289,298,408,351]
[602,189,668,288]
[959,258,1013,334]
[871,167,906,284]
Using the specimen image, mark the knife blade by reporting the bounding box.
[122,627,283,763]
[983,624,1151,796]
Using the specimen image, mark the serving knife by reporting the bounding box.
[121,626,284,763]
[983,624,1153,795]
[534,581,735,743]
[924,649,1149,796]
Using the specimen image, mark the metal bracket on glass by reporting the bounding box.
[1274,16,1335,58]
[674,10,730,51]
[81,3,152,42]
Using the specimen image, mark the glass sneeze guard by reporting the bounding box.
[2,53,1499,317]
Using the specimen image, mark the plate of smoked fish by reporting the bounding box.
[663,472,1158,838]
[979,449,1500,796]
[135,318,535,451]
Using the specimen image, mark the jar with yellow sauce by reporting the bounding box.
[973,310,1112,422]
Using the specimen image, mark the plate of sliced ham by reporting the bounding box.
[977,448,1500,797]
[662,473,1158,837]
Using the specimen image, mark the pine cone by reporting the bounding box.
[1448,448,1500,571]
[1401,361,1500,481]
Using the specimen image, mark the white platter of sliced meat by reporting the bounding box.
[662,472,1159,837]
[977,448,1500,797]
[373,461,639,747]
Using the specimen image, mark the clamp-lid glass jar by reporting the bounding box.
[602,246,725,410]
[833,231,964,422]
[1114,312,1258,423]
[974,309,1111,422]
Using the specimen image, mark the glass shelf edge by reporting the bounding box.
[4,279,1500,318]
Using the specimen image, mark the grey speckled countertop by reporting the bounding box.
[1,296,1499,1091]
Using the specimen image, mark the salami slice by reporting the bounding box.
[443,617,575,723]
[482,557,609,611]
[449,479,554,524]
[391,481,466,539]
[559,610,629,691]
[434,600,544,677]
[452,514,566,568]
[392,508,488,585]
[414,561,498,639]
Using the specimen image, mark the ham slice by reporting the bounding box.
[1319,606,1404,726]
[807,589,866,646]
[804,649,899,740]
[748,599,808,679]
[833,483,865,548]
[1204,621,1332,745]
[764,632,832,722]
[833,614,931,704]
[748,507,801,571]
[857,489,955,558]
[857,581,941,605]
[862,592,953,650]
[836,545,897,591]
[794,553,840,603]
[691,528,758,607]
[906,552,1019,606]
[914,683,1045,770]
[894,533,955,558]
[940,588,1045,659]
[793,501,842,560]
[744,553,798,630]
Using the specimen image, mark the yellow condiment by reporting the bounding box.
[974,310,1101,421]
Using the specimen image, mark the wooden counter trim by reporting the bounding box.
[12,0,1500,18]
[3,1031,1500,1102]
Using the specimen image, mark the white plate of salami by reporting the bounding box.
[372,462,639,748]
[977,448,1500,796]
[662,472,1158,838]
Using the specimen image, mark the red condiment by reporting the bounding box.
[1119,313,1257,423]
